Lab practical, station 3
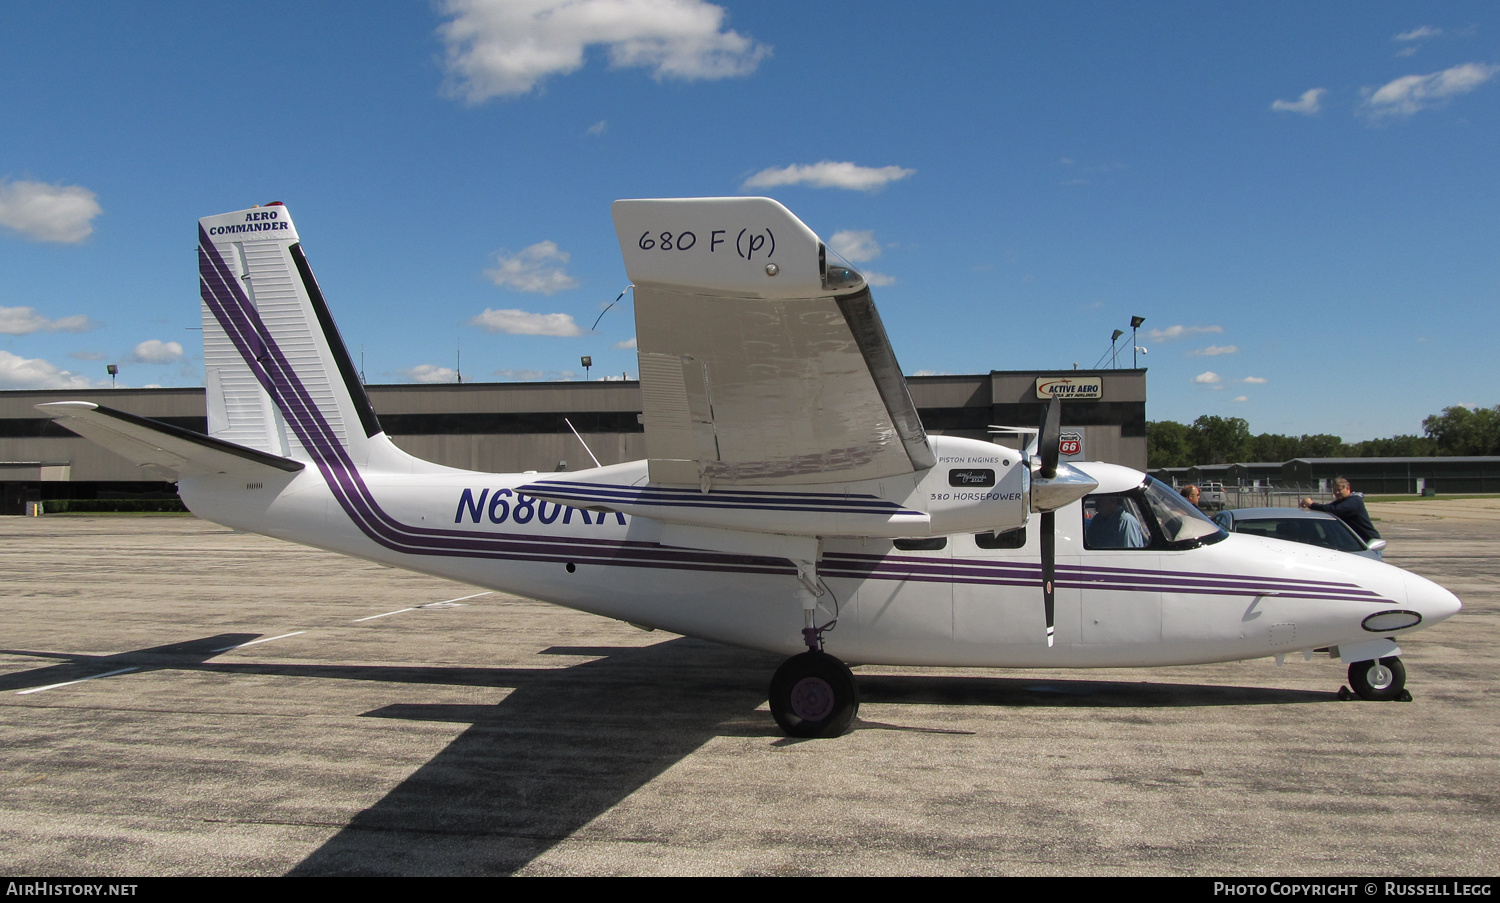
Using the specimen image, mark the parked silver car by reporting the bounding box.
[1212,507,1387,560]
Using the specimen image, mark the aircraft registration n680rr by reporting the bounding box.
[40,197,1460,738]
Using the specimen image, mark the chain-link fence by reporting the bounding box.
[1219,485,1325,510]
[1170,482,1329,511]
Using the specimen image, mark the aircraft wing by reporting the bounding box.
[37,401,304,480]
[614,197,935,488]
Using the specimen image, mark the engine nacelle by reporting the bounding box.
[917,435,1030,536]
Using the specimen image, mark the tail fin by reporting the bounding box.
[197,204,400,470]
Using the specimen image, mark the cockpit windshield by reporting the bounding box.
[1141,477,1227,546]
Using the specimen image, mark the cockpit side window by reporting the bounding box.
[1082,493,1154,550]
[1083,479,1227,551]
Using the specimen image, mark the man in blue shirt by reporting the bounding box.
[1087,495,1147,549]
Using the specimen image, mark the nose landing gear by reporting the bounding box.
[1346,656,1410,701]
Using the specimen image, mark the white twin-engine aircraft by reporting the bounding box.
[40,198,1460,737]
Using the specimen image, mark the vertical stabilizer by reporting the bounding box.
[197,204,392,469]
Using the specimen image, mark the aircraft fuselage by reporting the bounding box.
[178,456,1458,671]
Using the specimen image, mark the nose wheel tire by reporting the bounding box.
[769,651,859,738]
[1348,656,1406,701]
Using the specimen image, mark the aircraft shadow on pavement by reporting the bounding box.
[0,633,261,693]
[853,673,1333,709]
[2,632,1331,876]
[285,636,779,877]
[282,652,1331,875]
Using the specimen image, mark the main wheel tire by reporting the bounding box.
[769,651,859,738]
[1348,656,1406,701]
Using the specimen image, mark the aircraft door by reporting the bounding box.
[953,521,1082,653]
[1078,492,1163,644]
[855,536,953,664]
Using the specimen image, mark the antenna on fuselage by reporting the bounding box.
[564,417,603,469]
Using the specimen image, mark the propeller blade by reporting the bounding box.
[1041,509,1056,647]
[1038,395,1062,479]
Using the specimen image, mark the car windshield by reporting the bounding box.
[1141,477,1227,546]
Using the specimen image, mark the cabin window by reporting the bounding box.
[974,528,1026,550]
[893,537,947,551]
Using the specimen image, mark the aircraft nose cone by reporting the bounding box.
[1406,573,1462,625]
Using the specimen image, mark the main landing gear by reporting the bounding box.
[768,557,859,738]
[769,651,859,738]
[1345,656,1410,702]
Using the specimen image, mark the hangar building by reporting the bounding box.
[0,369,1147,514]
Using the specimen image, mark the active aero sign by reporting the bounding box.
[1035,376,1103,400]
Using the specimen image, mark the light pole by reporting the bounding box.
[581,356,592,380]
[1110,329,1124,369]
[1130,316,1145,368]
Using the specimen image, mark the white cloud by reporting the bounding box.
[1241,376,1268,384]
[438,0,770,102]
[1395,26,1442,41]
[0,180,102,243]
[1233,395,1249,402]
[864,272,896,287]
[0,350,101,390]
[470,308,583,336]
[69,350,109,361]
[742,161,915,192]
[130,340,183,364]
[484,241,579,294]
[399,364,459,383]
[829,230,882,262]
[1364,62,1499,118]
[1187,344,1238,356]
[1271,87,1326,115]
[614,336,637,349]
[911,369,938,377]
[1194,371,1221,384]
[587,119,608,135]
[1149,324,1223,342]
[0,305,94,335]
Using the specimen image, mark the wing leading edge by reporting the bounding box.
[614,197,934,489]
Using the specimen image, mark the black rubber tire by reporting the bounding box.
[1348,657,1406,701]
[769,651,859,738]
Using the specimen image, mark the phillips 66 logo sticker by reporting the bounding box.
[1059,431,1083,458]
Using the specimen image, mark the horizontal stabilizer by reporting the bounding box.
[37,401,304,480]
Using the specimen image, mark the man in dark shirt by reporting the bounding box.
[1300,477,1380,542]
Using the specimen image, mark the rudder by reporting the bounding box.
[198,203,386,467]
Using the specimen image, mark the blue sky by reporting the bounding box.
[1,1,1497,441]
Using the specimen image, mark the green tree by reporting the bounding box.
[1190,415,1251,465]
[1296,434,1348,458]
[1249,433,1298,462]
[1423,405,1500,455]
[1147,420,1194,468]
[1349,435,1437,457]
